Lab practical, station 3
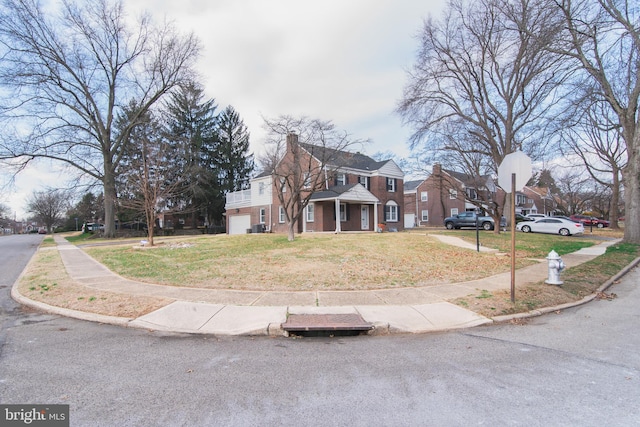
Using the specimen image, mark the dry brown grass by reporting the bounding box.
[17,248,172,317]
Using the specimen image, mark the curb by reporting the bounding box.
[11,284,133,327]
[491,256,640,324]
[9,247,134,328]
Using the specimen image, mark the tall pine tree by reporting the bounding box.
[164,82,219,227]
[217,105,254,193]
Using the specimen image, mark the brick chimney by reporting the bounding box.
[433,163,442,176]
[286,133,299,154]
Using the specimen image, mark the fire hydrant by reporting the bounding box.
[545,250,565,285]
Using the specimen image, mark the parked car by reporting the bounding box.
[444,211,506,231]
[516,217,585,236]
[570,214,610,228]
[525,214,546,220]
[515,214,534,223]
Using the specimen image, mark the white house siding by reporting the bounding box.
[250,176,273,207]
[376,160,405,179]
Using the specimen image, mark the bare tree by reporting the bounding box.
[260,115,365,241]
[561,100,626,228]
[0,202,9,219]
[116,103,191,246]
[554,169,592,215]
[398,0,567,231]
[26,189,69,233]
[555,0,640,242]
[0,0,200,238]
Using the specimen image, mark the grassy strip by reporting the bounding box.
[454,242,639,317]
[18,248,171,317]
[435,229,603,257]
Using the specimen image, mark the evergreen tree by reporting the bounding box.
[217,105,254,191]
[164,82,219,226]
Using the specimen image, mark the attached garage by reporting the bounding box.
[228,215,251,235]
[404,213,416,229]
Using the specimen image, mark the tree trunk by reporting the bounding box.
[622,137,640,243]
[287,221,295,242]
[609,172,621,230]
[103,168,117,239]
[146,210,155,247]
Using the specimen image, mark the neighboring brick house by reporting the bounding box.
[516,186,557,216]
[225,135,405,235]
[404,164,502,228]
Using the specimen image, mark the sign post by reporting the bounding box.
[498,151,532,303]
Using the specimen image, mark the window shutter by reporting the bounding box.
[384,205,389,221]
[345,175,348,185]
[394,178,397,192]
[346,203,350,220]
[367,177,371,189]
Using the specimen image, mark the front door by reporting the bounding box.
[361,205,369,230]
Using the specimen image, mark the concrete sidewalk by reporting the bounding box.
[12,234,621,336]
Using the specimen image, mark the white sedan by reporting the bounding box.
[516,217,585,236]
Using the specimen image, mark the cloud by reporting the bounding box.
[131,0,445,154]
[3,0,446,217]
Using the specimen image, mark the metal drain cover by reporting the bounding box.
[282,313,373,332]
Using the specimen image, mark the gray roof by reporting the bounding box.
[309,184,358,200]
[443,168,492,187]
[300,143,388,171]
[404,180,424,192]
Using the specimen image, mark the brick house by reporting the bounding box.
[225,134,405,235]
[515,186,557,216]
[404,164,502,228]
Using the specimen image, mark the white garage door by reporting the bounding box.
[229,215,251,235]
[404,213,416,228]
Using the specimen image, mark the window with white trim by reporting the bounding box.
[385,201,398,222]
[306,203,314,222]
[280,177,286,193]
[451,208,459,216]
[421,210,429,222]
[303,172,311,189]
[336,173,346,186]
[259,208,266,224]
[449,189,457,199]
[278,206,285,223]
[421,191,428,202]
[387,177,396,192]
[466,188,477,200]
[358,175,369,189]
[339,203,347,222]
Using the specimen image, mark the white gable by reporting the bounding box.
[375,160,404,179]
[339,184,380,203]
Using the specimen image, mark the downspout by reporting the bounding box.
[324,166,329,189]
[416,190,419,226]
[335,198,341,233]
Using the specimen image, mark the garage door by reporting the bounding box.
[404,213,416,228]
[229,215,251,235]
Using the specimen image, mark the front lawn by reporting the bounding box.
[82,232,604,292]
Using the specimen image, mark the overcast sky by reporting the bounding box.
[2,0,446,220]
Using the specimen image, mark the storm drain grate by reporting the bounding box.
[282,313,374,332]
